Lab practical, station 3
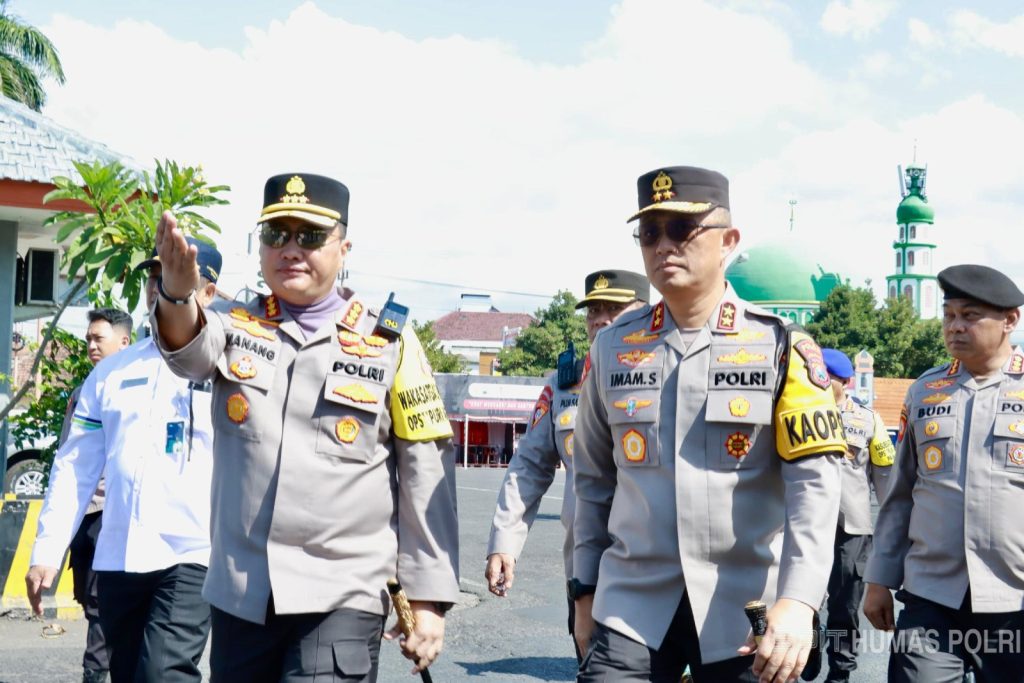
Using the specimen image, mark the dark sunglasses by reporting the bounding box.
[258,222,339,250]
[633,220,721,247]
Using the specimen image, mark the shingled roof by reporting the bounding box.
[872,377,914,429]
[0,97,138,184]
[432,311,535,342]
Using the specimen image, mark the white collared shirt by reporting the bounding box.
[32,338,212,572]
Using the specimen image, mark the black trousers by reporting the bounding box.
[69,511,111,674]
[889,590,1024,683]
[96,563,211,683]
[824,528,871,680]
[577,591,757,682]
[210,603,385,682]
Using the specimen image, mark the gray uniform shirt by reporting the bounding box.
[151,288,460,623]
[865,350,1024,612]
[488,367,579,579]
[573,288,844,663]
[837,396,894,535]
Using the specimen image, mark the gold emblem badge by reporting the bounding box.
[922,392,952,405]
[651,171,676,203]
[613,397,653,418]
[924,445,943,470]
[717,302,737,331]
[1010,353,1024,374]
[1009,444,1024,466]
[622,328,659,345]
[1009,421,1024,436]
[335,416,360,444]
[229,308,279,341]
[338,330,384,358]
[617,349,656,368]
[559,411,573,427]
[621,429,647,462]
[281,175,309,204]
[924,378,955,390]
[716,348,768,365]
[1005,390,1024,401]
[729,396,750,418]
[229,356,257,380]
[226,392,249,424]
[924,420,939,437]
[564,433,574,457]
[593,274,610,290]
[725,431,752,459]
[333,384,378,404]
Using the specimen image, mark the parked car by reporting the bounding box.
[4,427,53,497]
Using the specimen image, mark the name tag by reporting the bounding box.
[120,377,148,389]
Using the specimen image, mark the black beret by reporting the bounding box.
[258,173,350,228]
[575,270,651,309]
[628,166,729,222]
[938,264,1024,309]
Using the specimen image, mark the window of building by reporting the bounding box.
[910,225,917,239]
[899,226,905,240]
[904,284,913,300]
[889,285,897,299]
[908,251,915,266]
[896,253,901,268]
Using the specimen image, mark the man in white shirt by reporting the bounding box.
[26,239,222,683]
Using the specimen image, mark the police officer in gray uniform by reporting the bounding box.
[864,264,1024,683]
[820,348,894,683]
[572,166,845,683]
[485,269,649,659]
[150,174,460,682]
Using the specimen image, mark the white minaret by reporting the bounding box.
[886,161,938,319]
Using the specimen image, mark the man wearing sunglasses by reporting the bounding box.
[149,173,459,682]
[485,269,649,661]
[571,166,844,682]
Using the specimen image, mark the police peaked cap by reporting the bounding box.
[575,270,651,309]
[628,166,729,222]
[258,173,350,228]
[937,264,1024,309]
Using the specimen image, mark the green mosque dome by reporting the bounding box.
[896,193,934,225]
[726,242,841,304]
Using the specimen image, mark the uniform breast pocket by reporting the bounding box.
[993,413,1024,474]
[607,391,660,468]
[913,416,956,475]
[214,367,265,442]
[315,372,387,463]
[705,390,773,470]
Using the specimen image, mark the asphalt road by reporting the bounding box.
[0,467,894,682]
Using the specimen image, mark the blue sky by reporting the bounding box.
[17,1,1024,318]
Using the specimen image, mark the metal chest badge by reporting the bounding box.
[613,396,652,418]
[226,393,249,424]
[229,356,257,380]
[725,431,752,459]
[335,416,360,443]
[333,384,378,404]
[229,308,279,341]
[338,331,388,358]
[621,429,647,462]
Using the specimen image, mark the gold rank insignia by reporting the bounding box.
[1010,352,1024,374]
[226,393,249,424]
[947,359,961,376]
[229,356,257,380]
[594,274,610,289]
[650,302,665,332]
[925,378,955,390]
[922,392,952,405]
[564,433,574,457]
[729,396,750,417]
[924,446,943,470]
[613,396,653,418]
[338,331,385,358]
[716,348,768,365]
[651,171,676,203]
[621,429,647,462]
[622,328,659,345]
[924,420,939,436]
[559,411,573,427]
[725,431,752,458]
[1005,390,1024,401]
[1009,444,1024,466]
[333,384,378,404]
[335,416,360,444]
[717,302,737,331]
[617,349,656,368]
[725,328,765,342]
[229,308,279,341]
[282,175,309,204]
[264,295,281,320]
[342,300,364,329]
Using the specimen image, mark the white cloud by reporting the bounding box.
[907,18,942,49]
[850,50,895,78]
[821,0,895,40]
[34,1,1024,318]
[949,9,1024,57]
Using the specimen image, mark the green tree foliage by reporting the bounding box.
[497,291,588,377]
[413,320,463,373]
[806,284,949,379]
[8,327,94,468]
[0,0,65,110]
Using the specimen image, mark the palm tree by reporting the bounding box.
[0,0,65,111]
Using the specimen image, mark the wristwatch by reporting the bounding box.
[566,578,597,600]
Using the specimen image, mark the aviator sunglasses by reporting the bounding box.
[633,219,722,247]
[258,221,341,250]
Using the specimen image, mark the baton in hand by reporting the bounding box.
[387,579,433,683]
